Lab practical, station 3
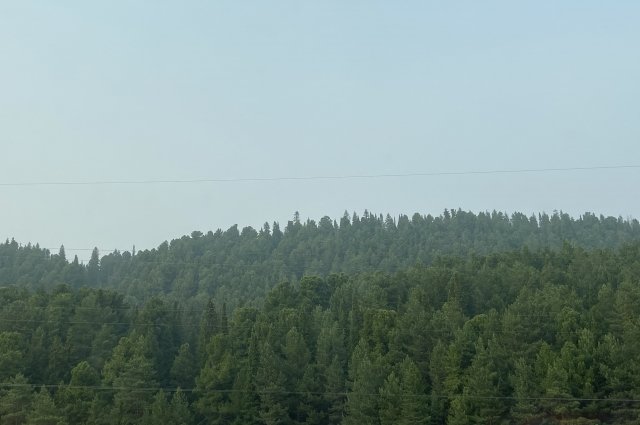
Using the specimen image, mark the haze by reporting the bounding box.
[1,1,639,261]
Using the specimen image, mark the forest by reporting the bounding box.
[1,210,640,424]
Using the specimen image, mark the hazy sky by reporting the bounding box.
[1,1,639,261]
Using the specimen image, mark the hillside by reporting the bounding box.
[2,210,639,306]
[2,243,640,423]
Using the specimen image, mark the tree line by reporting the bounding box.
[2,210,639,306]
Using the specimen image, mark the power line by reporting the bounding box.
[0,316,605,335]
[0,165,638,187]
[0,381,639,403]
[0,302,583,318]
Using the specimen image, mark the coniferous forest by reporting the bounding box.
[2,210,640,424]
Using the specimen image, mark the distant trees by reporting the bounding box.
[1,210,639,306]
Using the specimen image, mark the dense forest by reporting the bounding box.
[2,210,639,305]
[2,210,640,424]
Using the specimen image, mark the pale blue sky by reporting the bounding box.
[1,1,639,260]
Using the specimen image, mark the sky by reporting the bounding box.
[1,1,639,261]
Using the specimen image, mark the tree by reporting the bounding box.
[255,341,289,425]
[325,356,346,423]
[140,391,170,425]
[26,387,67,425]
[102,335,158,425]
[168,390,193,425]
[57,361,99,425]
[535,342,578,421]
[510,358,540,422]
[58,245,66,262]
[0,374,33,425]
[343,340,381,425]
[428,341,449,424]
[0,332,25,380]
[170,343,196,390]
[397,357,429,425]
[459,338,505,424]
[87,248,100,287]
[282,327,312,423]
[198,299,219,365]
[227,362,260,425]
[194,335,235,424]
[379,371,401,425]
[446,396,468,425]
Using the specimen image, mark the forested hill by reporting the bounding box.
[0,210,640,301]
[2,243,640,424]
[2,210,639,303]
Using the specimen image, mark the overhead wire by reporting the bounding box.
[0,301,590,318]
[0,381,638,403]
[0,314,610,333]
[0,164,638,187]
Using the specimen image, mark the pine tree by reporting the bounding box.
[446,396,468,425]
[57,361,99,425]
[198,299,219,365]
[343,340,380,425]
[169,389,193,425]
[27,327,47,382]
[87,248,100,287]
[255,341,290,425]
[379,371,401,425]
[170,343,196,390]
[461,338,505,423]
[428,341,449,425]
[282,326,311,420]
[140,391,170,425]
[102,335,158,425]
[535,342,579,421]
[510,358,540,422]
[0,374,33,425]
[194,335,235,424]
[325,356,346,424]
[397,357,429,425]
[26,387,67,425]
[228,364,260,425]
[0,331,25,380]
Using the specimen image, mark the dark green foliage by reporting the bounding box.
[102,334,158,424]
[397,357,429,425]
[0,331,25,380]
[140,390,192,425]
[56,361,99,424]
[2,213,640,423]
[170,343,196,390]
[26,387,66,425]
[0,374,33,424]
[194,334,235,424]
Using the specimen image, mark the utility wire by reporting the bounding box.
[0,165,639,187]
[0,303,582,318]
[0,381,639,403]
[0,317,604,334]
